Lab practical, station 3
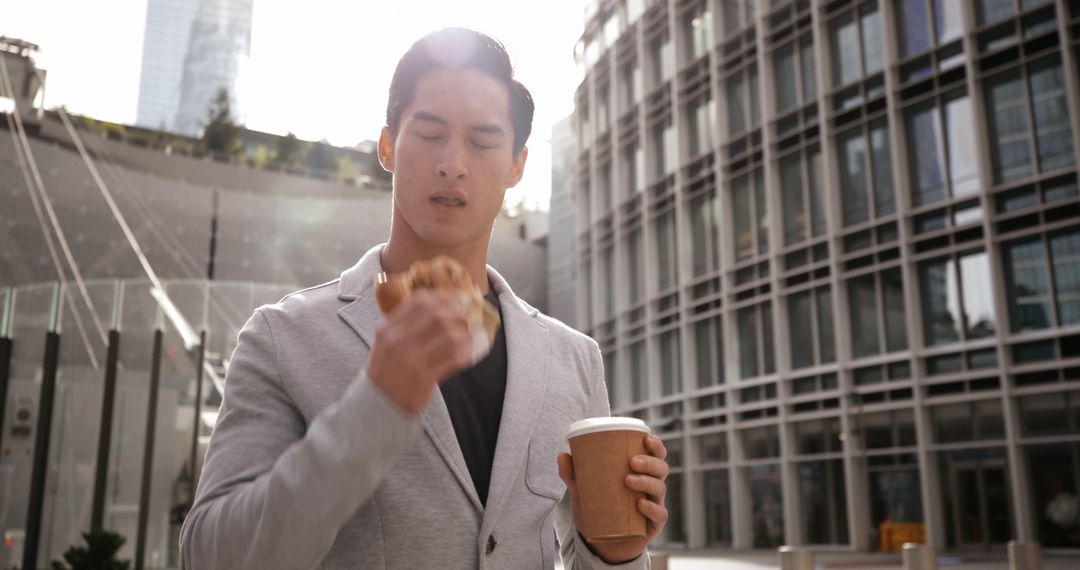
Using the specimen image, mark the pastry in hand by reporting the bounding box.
[374,255,501,361]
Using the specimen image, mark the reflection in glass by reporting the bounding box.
[656,210,676,291]
[871,119,896,216]
[788,291,814,369]
[831,14,859,86]
[839,127,869,226]
[899,0,931,57]
[1030,57,1075,173]
[733,174,753,260]
[883,268,909,352]
[749,464,785,548]
[630,340,646,403]
[1003,238,1052,331]
[961,252,996,338]
[1025,444,1080,548]
[849,275,881,358]
[705,469,732,546]
[921,258,961,346]
[659,330,681,396]
[1051,229,1080,326]
[817,287,836,363]
[935,0,964,43]
[627,229,643,305]
[799,459,850,545]
[945,93,980,197]
[782,153,806,245]
[775,43,797,112]
[908,102,946,205]
[986,69,1033,183]
[738,306,759,378]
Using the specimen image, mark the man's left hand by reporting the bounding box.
[557,435,669,565]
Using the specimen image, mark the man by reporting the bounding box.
[180,28,669,569]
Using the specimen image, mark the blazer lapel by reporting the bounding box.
[480,268,549,538]
[335,244,482,512]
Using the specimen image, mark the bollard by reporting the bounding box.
[1008,540,1042,570]
[902,542,937,570]
[650,552,669,570]
[778,546,815,570]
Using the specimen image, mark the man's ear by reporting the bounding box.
[378,127,395,173]
[507,146,528,188]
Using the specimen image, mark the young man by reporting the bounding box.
[180,28,669,569]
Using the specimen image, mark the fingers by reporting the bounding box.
[643,435,668,460]
[625,473,666,501]
[557,453,579,500]
[629,455,669,481]
[637,497,669,527]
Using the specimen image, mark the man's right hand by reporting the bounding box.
[366,290,475,415]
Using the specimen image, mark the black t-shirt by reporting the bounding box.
[438,290,507,507]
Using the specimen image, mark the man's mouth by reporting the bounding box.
[431,196,466,207]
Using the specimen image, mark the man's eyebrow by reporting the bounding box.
[469,124,505,136]
[412,111,448,125]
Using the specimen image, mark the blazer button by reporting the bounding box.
[486,535,497,554]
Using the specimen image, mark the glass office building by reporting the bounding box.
[135,0,253,136]
[571,0,1080,552]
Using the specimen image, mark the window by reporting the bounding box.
[985,55,1074,184]
[931,400,1006,443]
[629,340,647,403]
[655,209,677,291]
[694,315,725,387]
[738,301,775,379]
[787,286,836,370]
[780,146,825,246]
[599,161,612,214]
[1018,390,1080,436]
[619,59,642,113]
[723,0,755,38]
[848,268,908,359]
[905,90,980,206]
[623,143,643,196]
[688,98,715,158]
[626,228,644,306]
[862,409,918,448]
[793,418,843,455]
[897,0,964,57]
[919,251,996,346]
[1002,228,1080,331]
[838,118,895,227]
[774,35,816,112]
[690,188,721,277]
[603,349,617,406]
[704,469,732,546]
[653,118,677,178]
[732,167,767,261]
[742,426,780,459]
[829,1,884,87]
[978,0,1054,25]
[651,32,674,84]
[581,256,593,328]
[601,246,615,318]
[627,0,646,24]
[799,459,849,545]
[726,65,760,136]
[659,330,682,396]
[684,4,713,62]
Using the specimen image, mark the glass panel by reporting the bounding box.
[839,128,870,226]
[733,174,753,260]
[871,119,896,217]
[831,13,860,86]
[656,210,676,291]
[630,340,647,403]
[945,93,980,197]
[698,432,729,462]
[1026,443,1080,548]
[960,252,997,338]
[691,190,720,277]
[781,153,806,245]
[748,464,785,547]
[883,268,909,352]
[1050,229,1080,326]
[979,0,1016,25]
[750,65,761,129]
[602,247,614,318]
[849,275,881,357]
[603,350,617,406]
[775,42,798,112]
[800,37,816,102]
[921,258,962,346]
[755,168,768,256]
[727,74,746,136]
[935,0,964,43]
[659,330,681,396]
[908,101,947,205]
[899,0,931,57]
[762,302,775,375]
[1003,238,1053,331]
[627,229,643,305]
[705,469,732,546]
[738,306,759,379]
[695,320,713,388]
[800,459,849,545]
[861,3,884,75]
[817,287,836,364]
[933,402,974,442]
[809,148,826,237]
[788,291,814,369]
[1030,56,1075,173]
[986,68,1034,183]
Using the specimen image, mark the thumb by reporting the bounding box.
[557,453,579,500]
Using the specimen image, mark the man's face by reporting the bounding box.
[379,67,528,250]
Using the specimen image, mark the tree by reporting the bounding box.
[51,528,131,570]
[275,132,301,167]
[202,87,239,157]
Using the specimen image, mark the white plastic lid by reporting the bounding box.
[565,417,651,440]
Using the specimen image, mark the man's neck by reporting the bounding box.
[381,237,492,295]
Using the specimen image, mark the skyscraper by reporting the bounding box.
[570,0,1080,554]
[135,0,253,136]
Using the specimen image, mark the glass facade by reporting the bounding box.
[572,0,1080,552]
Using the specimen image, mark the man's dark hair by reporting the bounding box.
[386,28,534,156]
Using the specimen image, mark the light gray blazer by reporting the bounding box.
[179,245,650,569]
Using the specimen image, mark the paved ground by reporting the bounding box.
[558,550,1080,569]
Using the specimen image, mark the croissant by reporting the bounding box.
[374,256,501,355]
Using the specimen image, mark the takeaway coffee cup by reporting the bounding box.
[565,417,652,542]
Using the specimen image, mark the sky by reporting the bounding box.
[1,0,588,211]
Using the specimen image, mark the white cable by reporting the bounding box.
[1,56,103,368]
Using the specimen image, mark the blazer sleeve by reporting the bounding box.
[179,308,422,570]
[556,339,651,570]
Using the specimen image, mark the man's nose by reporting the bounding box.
[437,141,468,180]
